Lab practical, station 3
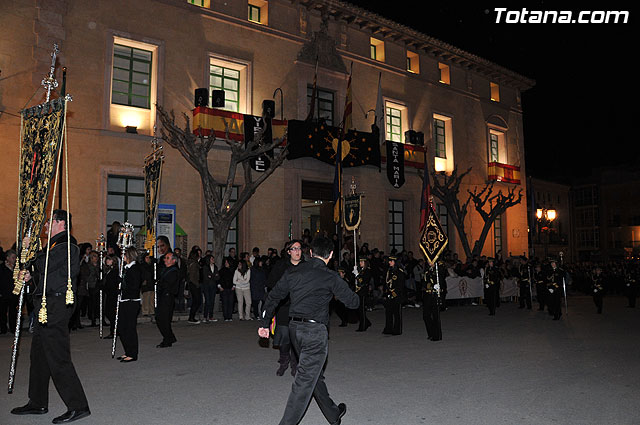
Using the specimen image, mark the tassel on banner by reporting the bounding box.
[38,296,48,324]
[66,278,74,305]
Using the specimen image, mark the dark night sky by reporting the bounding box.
[346,2,638,182]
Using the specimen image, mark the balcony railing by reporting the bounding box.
[487,162,521,184]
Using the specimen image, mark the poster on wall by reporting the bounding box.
[156,203,176,250]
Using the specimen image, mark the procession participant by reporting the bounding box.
[155,252,179,347]
[116,247,142,362]
[382,256,404,335]
[482,258,500,316]
[11,210,91,424]
[422,266,442,341]
[103,254,119,338]
[533,263,547,311]
[546,259,565,320]
[266,239,303,377]
[517,257,533,310]
[591,266,605,314]
[258,236,358,425]
[354,257,372,332]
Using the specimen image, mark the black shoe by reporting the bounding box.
[276,363,288,376]
[331,403,347,425]
[156,342,172,348]
[11,402,48,415]
[52,408,91,424]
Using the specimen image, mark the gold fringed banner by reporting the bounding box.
[144,156,163,251]
[13,99,67,296]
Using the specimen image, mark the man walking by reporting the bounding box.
[11,210,91,423]
[156,252,179,347]
[258,236,359,425]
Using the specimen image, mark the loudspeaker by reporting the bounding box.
[211,90,225,108]
[194,88,208,107]
[404,130,425,145]
[262,100,275,119]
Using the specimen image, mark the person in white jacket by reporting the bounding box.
[233,260,252,320]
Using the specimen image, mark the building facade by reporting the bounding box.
[0,0,533,260]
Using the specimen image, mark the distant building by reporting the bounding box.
[0,0,534,259]
[528,177,571,261]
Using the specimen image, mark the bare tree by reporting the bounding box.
[157,105,287,262]
[425,166,522,261]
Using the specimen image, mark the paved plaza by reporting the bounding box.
[1,295,639,425]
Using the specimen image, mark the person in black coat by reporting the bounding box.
[103,255,119,338]
[155,252,179,347]
[218,258,235,321]
[422,266,442,341]
[482,258,501,316]
[116,247,142,362]
[382,256,405,335]
[201,254,219,322]
[11,210,90,423]
[250,256,268,320]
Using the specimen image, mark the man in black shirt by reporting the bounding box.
[258,236,359,425]
[156,252,179,347]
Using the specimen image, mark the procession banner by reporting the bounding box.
[343,194,362,231]
[444,277,519,299]
[144,156,163,251]
[385,141,404,188]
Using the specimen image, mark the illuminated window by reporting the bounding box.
[433,114,454,173]
[209,56,249,113]
[388,200,404,253]
[494,214,502,256]
[386,107,402,142]
[370,38,385,62]
[438,63,450,84]
[248,0,268,25]
[489,132,499,162]
[407,51,420,74]
[490,82,500,102]
[187,0,210,7]
[112,44,152,109]
[307,86,334,126]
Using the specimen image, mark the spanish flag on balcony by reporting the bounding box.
[487,162,521,184]
[192,107,287,141]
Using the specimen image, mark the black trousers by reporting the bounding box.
[221,289,234,320]
[422,292,442,340]
[279,321,341,425]
[155,295,176,344]
[548,290,562,319]
[593,293,603,313]
[87,287,99,323]
[383,297,402,334]
[356,292,370,331]
[188,284,202,321]
[536,284,547,310]
[484,287,497,315]
[117,301,140,358]
[519,283,532,309]
[29,296,89,410]
[626,285,637,307]
[1,296,18,333]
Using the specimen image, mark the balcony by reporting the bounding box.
[487,162,521,184]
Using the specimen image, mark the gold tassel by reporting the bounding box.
[12,264,23,295]
[65,278,74,305]
[38,295,48,324]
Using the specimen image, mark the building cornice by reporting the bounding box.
[296,0,536,91]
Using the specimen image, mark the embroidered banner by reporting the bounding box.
[385,141,405,188]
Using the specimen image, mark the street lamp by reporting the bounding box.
[536,208,557,258]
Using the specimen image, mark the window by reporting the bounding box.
[187,0,209,7]
[406,51,419,74]
[489,132,499,162]
[438,63,450,84]
[386,106,402,142]
[388,200,404,253]
[248,0,268,25]
[370,38,385,62]
[494,214,502,256]
[433,114,454,173]
[434,118,446,158]
[437,204,449,239]
[112,44,152,109]
[307,86,335,126]
[490,82,500,102]
[106,176,145,234]
[208,186,239,255]
[209,62,243,112]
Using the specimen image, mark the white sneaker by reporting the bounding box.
[210,318,218,322]
[187,319,200,324]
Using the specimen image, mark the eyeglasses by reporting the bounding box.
[289,247,302,252]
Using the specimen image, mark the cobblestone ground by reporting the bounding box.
[1,295,639,425]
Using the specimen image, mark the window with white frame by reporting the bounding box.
[433,114,454,173]
[307,86,335,126]
[248,0,268,25]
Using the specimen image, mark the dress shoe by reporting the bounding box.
[120,357,137,362]
[52,408,91,424]
[156,342,172,348]
[331,403,347,425]
[11,402,48,415]
[276,363,288,376]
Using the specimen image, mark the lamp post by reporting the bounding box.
[536,208,557,258]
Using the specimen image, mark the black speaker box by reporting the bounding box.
[194,88,208,107]
[262,100,275,119]
[211,90,225,108]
